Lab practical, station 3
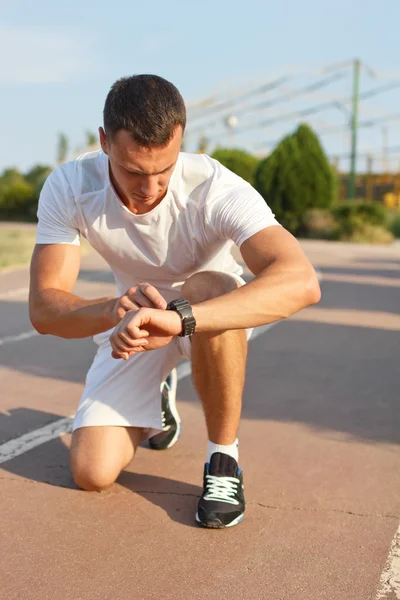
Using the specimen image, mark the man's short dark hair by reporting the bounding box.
[103,74,186,147]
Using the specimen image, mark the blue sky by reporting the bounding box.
[2,0,400,173]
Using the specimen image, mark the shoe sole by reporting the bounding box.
[164,368,181,449]
[149,369,181,450]
[194,512,244,529]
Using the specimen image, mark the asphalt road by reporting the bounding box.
[1,239,400,600]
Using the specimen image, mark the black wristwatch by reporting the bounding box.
[167,298,196,337]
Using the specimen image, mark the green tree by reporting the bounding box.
[25,164,52,195]
[0,168,25,189]
[0,166,48,221]
[255,123,335,233]
[0,180,36,220]
[212,148,260,186]
[56,132,69,165]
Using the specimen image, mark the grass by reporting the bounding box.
[0,226,91,270]
[0,228,37,269]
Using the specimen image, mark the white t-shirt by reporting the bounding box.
[36,150,279,300]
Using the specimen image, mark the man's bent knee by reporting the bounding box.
[182,271,239,304]
[70,460,120,491]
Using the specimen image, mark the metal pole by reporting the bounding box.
[366,154,373,201]
[348,59,361,200]
[382,127,389,174]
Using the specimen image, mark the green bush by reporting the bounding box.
[331,202,387,228]
[25,164,52,195]
[0,181,38,220]
[303,208,339,240]
[302,202,395,244]
[340,223,393,244]
[331,202,393,244]
[0,164,51,221]
[388,212,400,238]
[212,148,260,186]
[255,123,335,234]
[0,168,24,188]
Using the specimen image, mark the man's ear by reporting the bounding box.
[99,127,108,155]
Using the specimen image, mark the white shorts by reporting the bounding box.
[72,274,253,437]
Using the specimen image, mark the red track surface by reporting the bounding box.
[1,240,400,600]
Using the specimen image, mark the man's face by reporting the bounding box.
[99,126,183,211]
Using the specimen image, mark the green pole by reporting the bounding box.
[348,59,361,201]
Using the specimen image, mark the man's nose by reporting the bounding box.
[140,176,158,197]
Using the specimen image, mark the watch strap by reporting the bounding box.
[167,298,196,337]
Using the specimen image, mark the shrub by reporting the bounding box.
[331,202,393,244]
[0,181,37,220]
[0,164,52,221]
[340,223,393,244]
[303,208,338,240]
[331,202,387,228]
[255,123,335,234]
[212,148,260,186]
[25,165,52,195]
[388,212,400,238]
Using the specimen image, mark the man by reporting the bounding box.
[29,74,320,529]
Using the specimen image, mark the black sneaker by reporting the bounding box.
[195,452,245,528]
[148,369,181,450]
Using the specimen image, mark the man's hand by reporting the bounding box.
[110,307,182,360]
[111,282,168,325]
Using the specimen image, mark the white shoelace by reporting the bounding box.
[161,410,170,431]
[204,474,240,505]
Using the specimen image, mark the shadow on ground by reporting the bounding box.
[0,414,201,527]
[0,310,96,383]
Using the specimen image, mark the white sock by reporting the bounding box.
[207,439,239,464]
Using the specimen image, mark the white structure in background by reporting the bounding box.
[225,115,238,129]
[224,115,238,147]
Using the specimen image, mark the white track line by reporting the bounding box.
[0,329,39,346]
[0,416,74,464]
[0,286,29,300]
[375,525,400,599]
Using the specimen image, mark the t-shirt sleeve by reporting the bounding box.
[204,162,280,248]
[36,168,80,246]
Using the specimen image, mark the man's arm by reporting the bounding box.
[29,244,167,339]
[29,244,117,338]
[109,226,321,359]
[192,226,321,331]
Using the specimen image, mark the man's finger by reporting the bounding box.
[111,346,147,360]
[111,349,130,360]
[112,336,148,353]
[119,297,140,312]
[125,321,150,339]
[118,329,149,345]
[127,345,147,356]
[138,283,167,309]
[133,290,155,308]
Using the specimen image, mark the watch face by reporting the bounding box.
[176,299,190,309]
[167,298,189,311]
